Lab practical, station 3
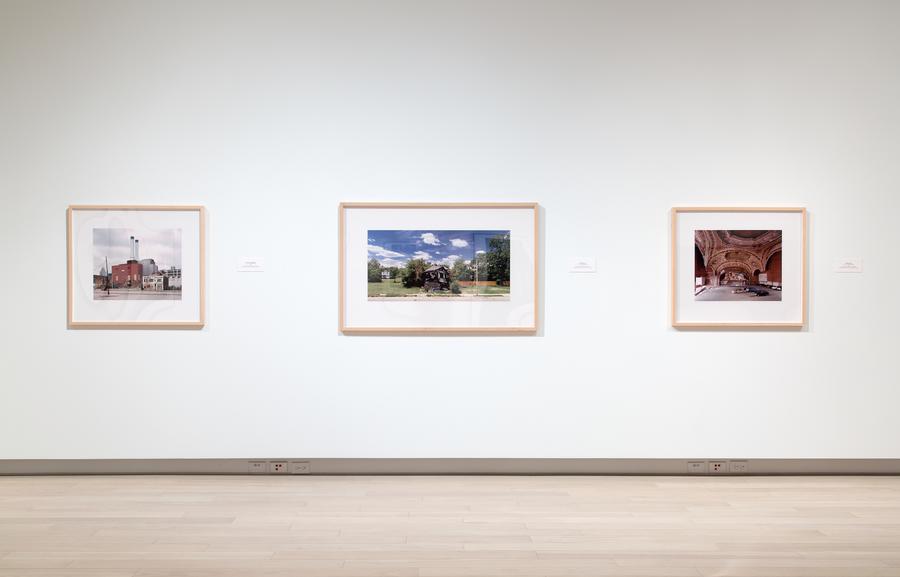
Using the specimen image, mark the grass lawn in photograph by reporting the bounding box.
[368,281,510,298]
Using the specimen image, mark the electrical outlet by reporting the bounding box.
[268,461,288,474]
[291,461,311,475]
[708,461,728,474]
[729,461,749,474]
[686,461,706,474]
[248,461,267,474]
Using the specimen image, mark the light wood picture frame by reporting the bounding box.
[671,207,807,328]
[67,205,206,329]
[339,202,539,334]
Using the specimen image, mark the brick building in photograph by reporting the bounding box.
[111,262,142,288]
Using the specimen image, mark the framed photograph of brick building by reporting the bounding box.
[671,207,807,328]
[340,203,538,334]
[67,205,205,328]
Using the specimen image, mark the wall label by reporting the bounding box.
[238,257,266,272]
[834,258,863,273]
[568,257,597,273]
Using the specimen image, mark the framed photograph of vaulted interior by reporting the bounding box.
[340,202,538,334]
[67,205,205,329]
[671,207,807,328]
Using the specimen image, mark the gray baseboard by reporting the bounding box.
[1,458,900,476]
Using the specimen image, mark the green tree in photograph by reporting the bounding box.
[402,258,428,288]
[367,258,383,283]
[450,258,473,282]
[485,234,510,285]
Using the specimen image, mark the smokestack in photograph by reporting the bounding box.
[130,236,135,260]
[135,239,140,261]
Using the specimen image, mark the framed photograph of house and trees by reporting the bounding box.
[340,203,538,334]
[67,205,205,328]
[671,207,807,328]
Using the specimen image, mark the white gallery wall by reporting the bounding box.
[2,0,899,460]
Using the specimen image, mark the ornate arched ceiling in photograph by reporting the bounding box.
[695,229,781,270]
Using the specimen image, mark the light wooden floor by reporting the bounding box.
[2,475,900,577]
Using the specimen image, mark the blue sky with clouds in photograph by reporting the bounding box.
[367,230,508,268]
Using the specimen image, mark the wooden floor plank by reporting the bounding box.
[1,475,899,576]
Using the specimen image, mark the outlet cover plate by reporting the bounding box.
[268,461,288,474]
[686,461,706,474]
[248,461,267,474]
[291,461,311,475]
[708,461,728,474]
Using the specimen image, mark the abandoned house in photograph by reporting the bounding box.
[423,265,451,291]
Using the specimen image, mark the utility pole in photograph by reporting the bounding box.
[105,256,110,296]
